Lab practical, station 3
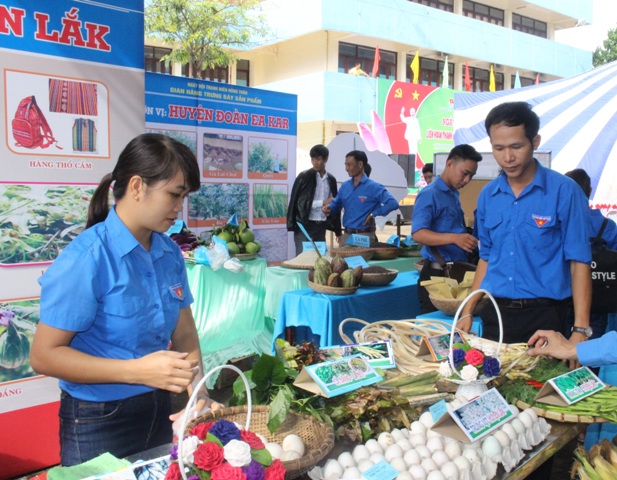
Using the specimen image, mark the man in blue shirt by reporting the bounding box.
[323,150,398,243]
[458,102,592,355]
[412,144,482,313]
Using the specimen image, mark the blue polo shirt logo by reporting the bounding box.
[359,196,367,203]
[170,283,183,300]
[532,214,551,227]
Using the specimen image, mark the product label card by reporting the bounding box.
[386,235,400,247]
[348,234,370,248]
[363,461,399,480]
[165,219,186,236]
[425,331,466,362]
[319,340,396,369]
[430,400,448,423]
[402,235,416,246]
[303,241,326,255]
[345,256,370,269]
[535,366,605,406]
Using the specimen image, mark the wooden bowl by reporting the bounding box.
[308,280,358,295]
[360,268,398,286]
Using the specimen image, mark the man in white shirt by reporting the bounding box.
[287,145,342,255]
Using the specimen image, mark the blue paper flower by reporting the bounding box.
[208,418,241,445]
[452,348,466,367]
[483,356,501,377]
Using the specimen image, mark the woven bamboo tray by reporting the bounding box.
[399,248,422,257]
[369,246,401,260]
[308,280,358,295]
[329,247,375,261]
[360,268,398,286]
[186,405,335,479]
[231,253,258,261]
[512,399,608,424]
[429,295,485,316]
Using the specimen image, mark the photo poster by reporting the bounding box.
[0,1,145,476]
[376,79,455,187]
[145,73,298,262]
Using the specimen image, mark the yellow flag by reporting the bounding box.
[410,51,420,84]
[489,65,496,92]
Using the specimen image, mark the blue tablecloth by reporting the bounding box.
[416,310,484,337]
[272,270,420,348]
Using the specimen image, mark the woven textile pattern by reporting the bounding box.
[49,79,98,116]
[72,118,97,152]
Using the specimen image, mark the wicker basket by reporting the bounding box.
[186,405,335,478]
[329,247,375,261]
[369,246,401,260]
[360,268,398,286]
[429,295,485,316]
[231,253,258,261]
[308,280,358,295]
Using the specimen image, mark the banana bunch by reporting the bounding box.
[212,220,261,255]
[308,255,362,288]
[573,438,617,479]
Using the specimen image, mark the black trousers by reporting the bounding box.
[418,261,446,314]
[293,221,327,256]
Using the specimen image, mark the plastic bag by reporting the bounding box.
[193,246,210,265]
[205,242,229,270]
[223,257,245,273]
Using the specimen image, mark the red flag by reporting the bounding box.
[372,45,381,78]
[535,73,540,85]
[464,61,471,92]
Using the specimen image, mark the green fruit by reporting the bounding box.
[341,269,356,288]
[253,240,262,251]
[226,242,240,255]
[218,231,233,243]
[314,258,332,285]
[245,242,260,253]
[240,229,255,244]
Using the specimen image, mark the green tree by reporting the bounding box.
[145,0,267,79]
[593,27,617,67]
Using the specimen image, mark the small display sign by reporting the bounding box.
[303,241,326,255]
[363,460,399,480]
[165,219,185,236]
[425,331,466,362]
[429,399,448,423]
[345,256,370,269]
[347,234,370,248]
[535,366,605,406]
[386,235,400,247]
[319,339,396,369]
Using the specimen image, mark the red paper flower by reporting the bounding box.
[240,430,265,450]
[465,349,484,366]
[191,421,215,440]
[164,461,181,480]
[211,461,247,480]
[265,459,286,480]
[194,442,225,471]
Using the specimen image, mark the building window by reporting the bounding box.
[405,55,453,87]
[236,59,250,86]
[407,0,454,12]
[462,1,504,25]
[465,66,503,92]
[200,66,229,83]
[145,46,172,74]
[512,13,547,38]
[510,74,535,88]
[338,42,397,79]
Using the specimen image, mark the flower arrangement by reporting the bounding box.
[438,340,501,383]
[164,419,286,480]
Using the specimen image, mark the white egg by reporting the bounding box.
[410,421,427,435]
[440,461,459,480]
[462,448,481,463]
[397,472,414,480]
[391,428,406,442]
[525,408,539,422]
[357,458,375,473]
[420,458,438,473]
[256,433,268,445]
[281,450,302,461]
[342,467,361,479]
[494,430,511,448]
[385,444,404,462]
[426,429,441,439]
[501,423,518,442]
[400,428,410,438]
[409,464,427,480]
[443,441,461,461]
[431,450,450,468]
[352,444,371,463]
[390,457,409,472]
[265,442,283,459]
[365,439,383,455]
[509,404,520,416]
[415,445,432,459]
[426,436,444,453]
[419,411,435,428]
[482,436,502,459]
[378,431,396,450]
[426,472,446,480]
[323,459,344,479]
[282,434,305,456]
[396,439,413,452]
[410,433,427,448]
[338,452,356,469]
[404,449,422,466]
[511,418,526,435]
[452,455,471,473]
[369,453,386,464]
[518,410,533,429]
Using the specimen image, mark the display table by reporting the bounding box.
[417,310,484,337]
[186,260,271,388]
[272,271,420,348]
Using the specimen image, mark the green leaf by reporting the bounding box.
[267,384,292,433]
[205,432,223,448]
[251,354,287,391]
[251,448,273,466]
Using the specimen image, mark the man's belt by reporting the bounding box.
[494,297,565,309]
[344,227,375,234]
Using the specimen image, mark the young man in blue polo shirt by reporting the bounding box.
[412,144,482,314]
[323,150,398,244]
[458,102,592,356]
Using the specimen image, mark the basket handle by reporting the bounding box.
[178,365,252,480]
[448,289,502,380]
[338,317,370,344]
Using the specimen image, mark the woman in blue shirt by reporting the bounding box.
[30,134,220,465]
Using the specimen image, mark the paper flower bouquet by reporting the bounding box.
[438,340,501,383]
[165,418,286,480]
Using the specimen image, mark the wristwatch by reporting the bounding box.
[571,326,593,338]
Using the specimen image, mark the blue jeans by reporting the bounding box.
[59,389,172,466]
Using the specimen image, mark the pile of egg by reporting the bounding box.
[262,433,306,462]
[311,405,551,480]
